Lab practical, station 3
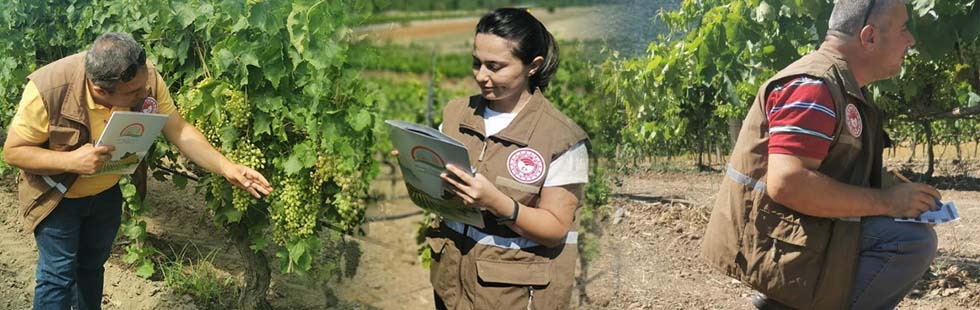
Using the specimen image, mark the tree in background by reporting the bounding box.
[601,0,979,175]
[1,1,380,308]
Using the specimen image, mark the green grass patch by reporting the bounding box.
[349,40,609,78]
[349,43,473,78]
[365,10,485,25]
[159,249,236,309]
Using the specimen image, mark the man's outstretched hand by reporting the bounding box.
[221,162,273,198]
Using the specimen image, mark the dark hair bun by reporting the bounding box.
[476,8,559,91]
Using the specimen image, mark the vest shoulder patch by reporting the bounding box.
[845,103,863,138]
[507,148,546,184]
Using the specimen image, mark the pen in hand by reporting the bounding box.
[890,169,941,211]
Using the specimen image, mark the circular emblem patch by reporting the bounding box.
[845,104,863,138]
[141,96,159,114]
[507,148,546,184]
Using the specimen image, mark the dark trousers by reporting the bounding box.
[33,185,122,310]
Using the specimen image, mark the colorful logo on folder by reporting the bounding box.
[119,123,145,138]
[411,146,445,169]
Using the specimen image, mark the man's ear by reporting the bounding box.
[859,25,876,47]
[88,81,112,96]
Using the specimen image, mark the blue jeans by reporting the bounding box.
[33,185,122,310]
[849,216,938,310]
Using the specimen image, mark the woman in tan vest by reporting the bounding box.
[427,8,589,310]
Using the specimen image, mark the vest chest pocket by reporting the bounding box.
[48,126,82,151]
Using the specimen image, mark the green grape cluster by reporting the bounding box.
[311,155,334,189]
[207,174,226,206]
[223,88,251,129]
[313,156,368,193]
[194,119,221,145]
[331,191,360,230]
[270,177,317,242]
[227,140,266,212]
[181,78,224,144]
[178,88,200,120]
[180,77,214,120]
[311,155,370,230]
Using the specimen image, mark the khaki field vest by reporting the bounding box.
[426,91,588,309]
[701,47,885,309]
[17,52,161,232]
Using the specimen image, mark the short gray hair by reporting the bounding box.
[828,0,908,36]
[84,32,146,91]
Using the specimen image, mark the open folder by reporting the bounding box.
[386,120,485,228]
[89,111,169,176]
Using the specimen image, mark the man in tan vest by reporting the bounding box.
[3,32,272,309]
[701,1,941,309]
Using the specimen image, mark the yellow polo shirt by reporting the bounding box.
[9,72,177,198]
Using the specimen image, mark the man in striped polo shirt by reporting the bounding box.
[766,76,839,159]
[702,1,941,309]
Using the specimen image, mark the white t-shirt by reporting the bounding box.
[482,107,589,187]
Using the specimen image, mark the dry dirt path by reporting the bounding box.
[3,160,978,309]
[584,167,980,310]
[355,6,617,52]
[0,176,198,310]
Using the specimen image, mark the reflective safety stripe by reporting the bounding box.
[445,220,578,249]
[726,166,861,222]
[726,165,766,193]
[42,176,68,194]
[769,125,834,141]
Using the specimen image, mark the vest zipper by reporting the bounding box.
[478,140,489,162]
[527,286,534,309]
[475,138,490,173]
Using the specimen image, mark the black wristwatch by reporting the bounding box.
[495,198,520,224]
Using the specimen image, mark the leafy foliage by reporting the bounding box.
[349,43,473,78]
[600,0,980,170]
[0,0,381,286]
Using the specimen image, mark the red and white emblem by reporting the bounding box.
[141,96,159,113]
[507,148,546,184]
[845,104,863,137]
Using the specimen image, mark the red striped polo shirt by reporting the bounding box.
[766,76,837,160]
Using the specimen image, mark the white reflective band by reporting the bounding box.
[42,176,68,194]
[726,165,766,193]
[726,166,859,222]
[445,220,578,249]
[769,125,834,141]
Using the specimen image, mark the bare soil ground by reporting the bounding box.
[1,158,978,309]
[0,174,354,309]
[580,160,980,310]
[0,175,197,310]
[333,175,435,309]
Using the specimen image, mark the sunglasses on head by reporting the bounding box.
[862,0,877,26]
